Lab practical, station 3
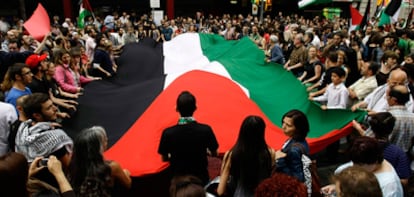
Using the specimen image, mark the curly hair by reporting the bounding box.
[255,173,307,197]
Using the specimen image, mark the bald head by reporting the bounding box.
[387,69,407,87]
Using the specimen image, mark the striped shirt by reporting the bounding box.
[388,105,414,152]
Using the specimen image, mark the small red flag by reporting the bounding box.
[24,3,50,42]
[350,5,363,25]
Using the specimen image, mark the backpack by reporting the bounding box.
[293,143,322,197]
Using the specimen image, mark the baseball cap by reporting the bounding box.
[25,54,48,68]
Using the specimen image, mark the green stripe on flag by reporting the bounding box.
[299,0,333,9]
[379,9,391,26]
[199,34,366,138]
[78,4,92,29]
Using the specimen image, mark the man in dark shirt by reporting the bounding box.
[26,54,49,94]
[158,91,219,184]
[160,21,173,42]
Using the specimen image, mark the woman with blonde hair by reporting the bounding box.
[299,46,324,85]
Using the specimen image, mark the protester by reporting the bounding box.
[274,109,309,182]
[0,152,29,196]
[2,63,33,109]
[15,95,72,159]
[330,166,382,197]
[310,67,348,110]
[54,50,85,94]
[69,126,131,196]
[266,35,285,64]
[321,137,403,197]
[170,175,211,197]
[386,85,414,152]
[300,46,324,85]
[0,101,17,155]
[254,173,308,197]
[351,68,412,115]
[3,8,414,197]
[217,115,275,196]
[158,91,219,185]
[347,61,379,106]
[353,112,411,185]
[90,35,117,78]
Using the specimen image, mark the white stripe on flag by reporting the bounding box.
[298,0,317,8]
[163,33,249,97]
[392,6,401,22]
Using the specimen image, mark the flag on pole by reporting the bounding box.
[379,0,402,26]
[359,0,370,30]
[23,3,50,42]
[350,4,363,31]
[78,0,93,29]
[384,0,402,15]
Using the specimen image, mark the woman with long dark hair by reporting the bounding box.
[69,126,131,196]
[217,115,275,197]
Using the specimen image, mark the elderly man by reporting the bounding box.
[352,68,413,115]
[284,33,307,77]
[266,35,285,65]
[386,85,414,152]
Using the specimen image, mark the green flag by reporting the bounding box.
[299,0,333,9]
[78,0,93,29]
[378,9,391,26]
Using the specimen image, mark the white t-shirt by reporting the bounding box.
[0,102,17,156]
[335,161,403,197]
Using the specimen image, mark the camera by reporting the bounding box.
[38,158,49,167]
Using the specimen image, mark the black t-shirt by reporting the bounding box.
[303,60,324,83]
[158,122,219,184]
[44,77,61,98]
[376,65,400,86]
[27,77,49,94]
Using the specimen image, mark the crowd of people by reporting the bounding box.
[0,8,413,196]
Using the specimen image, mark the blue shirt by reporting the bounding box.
[276,139,309,182]
[161,27,173,41]
[270,44,285,65]
[5,87,32,114]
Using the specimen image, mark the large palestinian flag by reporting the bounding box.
[63,33,366,177]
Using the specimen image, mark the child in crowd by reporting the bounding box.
[310,67,348,110]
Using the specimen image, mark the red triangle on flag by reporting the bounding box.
[350,5,363,25]
[82,0,93,12]
[24,3,50,42]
